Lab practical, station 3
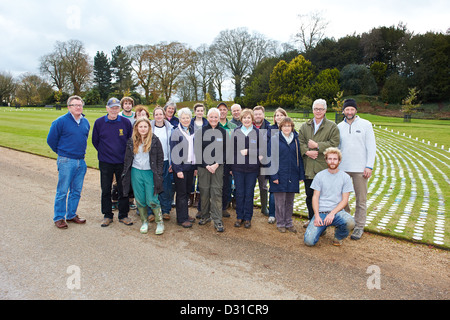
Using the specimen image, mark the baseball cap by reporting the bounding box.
[107,98,121,108]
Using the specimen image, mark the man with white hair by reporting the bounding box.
[299,98,340,227]
[195,108,228,232]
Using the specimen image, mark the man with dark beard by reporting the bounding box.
[338,98,376,241]
[303,147,355,247]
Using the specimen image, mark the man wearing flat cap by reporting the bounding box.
[92,97,133,227]
[337,98,376,240]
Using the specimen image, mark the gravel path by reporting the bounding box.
[0,146,448,300]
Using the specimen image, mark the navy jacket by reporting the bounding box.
[230,125,261,173]
[170,125,197,173]
[190,117,209,130]
[194,123,227,167]
[268,131,305,193]
[167,116,179,129]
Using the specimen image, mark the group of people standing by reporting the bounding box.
[47,95,376,247]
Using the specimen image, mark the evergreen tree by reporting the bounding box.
[111,45,136,95]
[93,51,112,102]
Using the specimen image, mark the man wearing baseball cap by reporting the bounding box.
[92,97,133,227]
[337,98,376,240]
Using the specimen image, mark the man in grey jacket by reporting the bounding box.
[337,98,376,240]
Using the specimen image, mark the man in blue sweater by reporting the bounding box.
[47,95,90,229]
[92,97,133,227]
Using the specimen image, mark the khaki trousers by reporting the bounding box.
[198,165,224,227]
[344,172,368,230]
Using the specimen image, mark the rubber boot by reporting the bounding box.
[260,190,269,216]
[138,206,148,234]
[153,207,164,235]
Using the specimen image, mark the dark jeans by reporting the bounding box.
[304,179,314,220]
[99,161,129,219]
[173,169,195,224]
[233,171,258,221]
[222,164,233,210]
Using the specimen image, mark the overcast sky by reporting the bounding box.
[1,0,448,96]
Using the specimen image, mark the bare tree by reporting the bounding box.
[212,28,278,98]
[293,10,329,52]
[40,51,67,92]
[128,44,157,103]
[212,28,255,98]
[41,40,92,96]
[209,46,227,101]
[0,72,16,105]
[153,42,195,101]
[59,40,92,96]
[16,73,53,105]
[195,44,215,100]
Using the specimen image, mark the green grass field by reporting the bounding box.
[1,106,449,249]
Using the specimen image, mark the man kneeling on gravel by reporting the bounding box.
[304,147,355,247]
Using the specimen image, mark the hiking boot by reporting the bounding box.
[244,220,251,228]
[155,222,164,235]
[277,227,286,233]
[101,218,113,227]
[268,216,276,224]
[119,217,133,226]
[287,226,297,233]
[234,219,242,227]
[198,217,211,225]
[333,238,343,246]
[222,209,230,218]
[215,222,224,232]
[351,228,364,240]
[178,221,193,228]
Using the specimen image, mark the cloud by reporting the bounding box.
[0,0,448,79]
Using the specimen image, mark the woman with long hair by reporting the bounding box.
[150,106,174,221]
[122,117,165,235]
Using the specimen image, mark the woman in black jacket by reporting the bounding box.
[122,117,164,235]
[170,107,197,228]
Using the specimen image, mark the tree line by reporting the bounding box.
[1,20,448,108]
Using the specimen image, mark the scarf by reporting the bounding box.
[282,132,294,145]
[178,124,195,164]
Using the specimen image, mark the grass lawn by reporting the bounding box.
[1,106,448,249]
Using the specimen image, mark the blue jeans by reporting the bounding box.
[233,171,258,221]
[268,192,275,218]
[304,210,355,246]
[149,160,173,216]
[54,156,87,222]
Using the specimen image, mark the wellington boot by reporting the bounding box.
[140,221,148,234]
[155,222,164,235]
[260,190,269,216]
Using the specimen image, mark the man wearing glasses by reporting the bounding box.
[299,99,340,227]
[47,95,90,229]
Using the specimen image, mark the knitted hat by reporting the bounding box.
[343,99,357,111]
